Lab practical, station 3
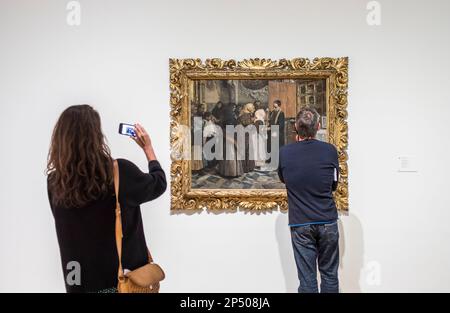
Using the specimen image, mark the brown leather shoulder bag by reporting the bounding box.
[113,160,165,293]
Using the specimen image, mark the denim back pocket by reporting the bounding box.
[291,224,314,245]
[323,221,339,238]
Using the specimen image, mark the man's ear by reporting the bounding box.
[317,122,321,130]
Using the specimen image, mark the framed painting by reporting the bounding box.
[169,58,348,212]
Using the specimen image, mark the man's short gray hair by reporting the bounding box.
[295,107,320,138]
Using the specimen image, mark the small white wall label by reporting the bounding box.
[398,155,418,172]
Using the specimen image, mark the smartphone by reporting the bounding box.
[118,123,136,137]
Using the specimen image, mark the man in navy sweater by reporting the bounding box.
[278,107,340,293]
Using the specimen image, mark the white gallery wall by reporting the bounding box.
[1,0,449,292]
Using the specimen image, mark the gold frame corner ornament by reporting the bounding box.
[169,57,349,213]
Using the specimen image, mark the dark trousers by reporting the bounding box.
[290,221,339,293]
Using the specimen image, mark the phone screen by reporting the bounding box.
[119,123,136,137]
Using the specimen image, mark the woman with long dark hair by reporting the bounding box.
[46,105,166,293]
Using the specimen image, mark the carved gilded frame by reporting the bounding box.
[170,58,348,212]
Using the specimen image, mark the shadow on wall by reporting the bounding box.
[338,212,364,293]
[275,212,364,293]
[275,213,299,292]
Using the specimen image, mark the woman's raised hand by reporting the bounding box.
[131,123,156,161]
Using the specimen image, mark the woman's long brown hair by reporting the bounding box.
[47,105,113,208]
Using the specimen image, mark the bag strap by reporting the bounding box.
[113,160,154,280]
[113,160,125,281]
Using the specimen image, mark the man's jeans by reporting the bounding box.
[290,221,339,293]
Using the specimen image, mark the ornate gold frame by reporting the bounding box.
[170,58,348,212]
